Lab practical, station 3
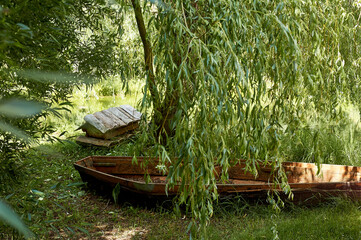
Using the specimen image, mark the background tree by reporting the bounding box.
[0,0,125,180]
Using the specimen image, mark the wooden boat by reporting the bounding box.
[74,156,361,202]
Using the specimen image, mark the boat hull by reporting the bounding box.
[74,156,361,203]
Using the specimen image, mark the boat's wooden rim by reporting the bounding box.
[75,155,361,169]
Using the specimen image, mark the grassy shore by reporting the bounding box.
[1,141,361,239]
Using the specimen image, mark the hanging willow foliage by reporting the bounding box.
[120,0,361,235]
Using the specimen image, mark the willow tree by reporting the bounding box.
[123,0,361,234]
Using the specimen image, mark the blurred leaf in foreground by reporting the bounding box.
[0,200,34,239]
[16,70,95,85]
[0,120,32,143]
[0,99,45,119]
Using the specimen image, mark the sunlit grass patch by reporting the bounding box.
[208,199,361,240]
[280,101,361,166]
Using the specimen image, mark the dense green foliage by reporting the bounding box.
[0,2,126,235]
[127,0,361,233]
[0,0,125,177]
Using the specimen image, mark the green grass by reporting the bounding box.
[209,199,361,240]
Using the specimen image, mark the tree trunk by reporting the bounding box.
[131,0,178,141]
[131,0,159,106]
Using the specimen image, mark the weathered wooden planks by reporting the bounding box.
[76,105,141,146]
[80,105,141,139]
[76,134,134,147]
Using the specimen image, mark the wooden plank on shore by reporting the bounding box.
[79,105,142,140]
[76,134,134,147]
[108,107,132,124]
[83,114,108,134]
[116,107,135,124]
[121,105,142,119]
